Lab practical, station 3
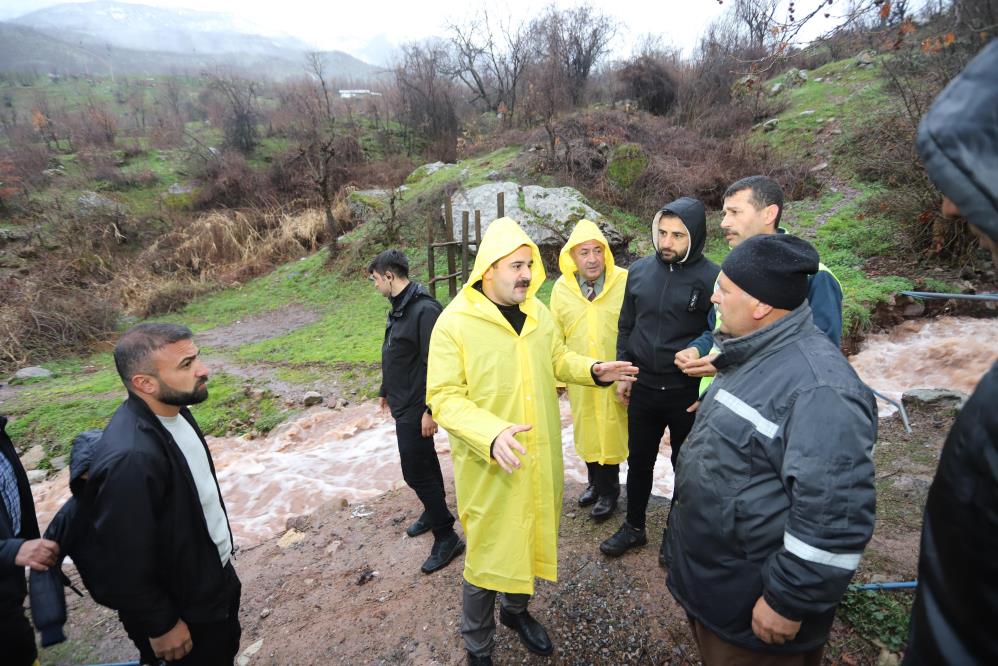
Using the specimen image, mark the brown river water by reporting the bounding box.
[30,316,997,547]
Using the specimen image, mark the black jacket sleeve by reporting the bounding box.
[762,386,877,620]
[29,501,77,647]
[616,273,635,362]
[90,449,178,638]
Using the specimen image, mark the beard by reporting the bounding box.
[157,378,209,406]
[659,249,682,264]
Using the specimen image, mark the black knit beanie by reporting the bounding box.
[721,234,819,310]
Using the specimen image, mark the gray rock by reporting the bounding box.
[14,366,52,380]
[167,182,194,195]
[902,301,926,318]
[447,182,624,269]
[901,388,969,411]
[0,227,30,244]
[42,168,65,177]
[762,118,779,132]
[26,470,48,484]
[302,391,324,407]
[784,69,808,88]
[769,82,783,96]
[20,445,45,470]
[809,162,829,173]
[486,170,501,181]
[77,191,126,216]
[421,161,452,176]
[50,455,69,471]
[813,77,823,83]
[799,109,816,116]
[857,50,876,67]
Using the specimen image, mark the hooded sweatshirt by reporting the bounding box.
[426,217,599,594]
[904,39,998,666]
[550,219,629,465]
[616,197,720,389]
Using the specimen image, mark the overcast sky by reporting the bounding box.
[1,0,880,65]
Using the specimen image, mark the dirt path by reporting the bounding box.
[38,403,950,665]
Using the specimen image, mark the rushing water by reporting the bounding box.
[30,315,995,547]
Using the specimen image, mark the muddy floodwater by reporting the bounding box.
[31,315,996,546]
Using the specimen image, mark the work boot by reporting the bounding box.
[421,531,465,574]
[499,607,554,656]
[578,484,598,507]
[590,495,617,522]
[600,521,647,557]
[406,512,431,537]
[467,651,493,665]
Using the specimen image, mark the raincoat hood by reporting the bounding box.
[557,219,618,277]
[651,196,708,265]
[917,39,998,243]
[467,217,546,298]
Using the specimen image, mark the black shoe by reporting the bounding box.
[600,522,647,557]
[499,607,554,656]
[467,651,493,665]
[590,495,617,522]
[406,515,431,538]
[421,531,465,574]
[578,484,598,507]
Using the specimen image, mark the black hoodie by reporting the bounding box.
[616,197,720,389]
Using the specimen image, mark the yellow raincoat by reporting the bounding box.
[427,217,598,595]
[549,220,628,466]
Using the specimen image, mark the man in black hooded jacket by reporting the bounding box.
[601,197,720,557]
[903,39,998,665]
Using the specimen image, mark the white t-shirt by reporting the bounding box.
[157,415,232,566]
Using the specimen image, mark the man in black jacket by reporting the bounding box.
[369,250,464,574]
[1,415,58,666]
[86,323,240,665]
[903,39,998,665]
[601,197,720,557]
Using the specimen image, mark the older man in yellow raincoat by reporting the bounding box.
[427,217,637,665]
[550,220,628,523]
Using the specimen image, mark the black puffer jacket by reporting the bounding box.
[0,416,40,612]
[29,429,103,647]
[84,397,236,639]
[379,282,442,423]
[665,304,877,652]
[616,197,720,389]
[904,39,998,665]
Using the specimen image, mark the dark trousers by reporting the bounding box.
[0,604,38,666]
[585,461,620,498]
[625,381,699,530]
[688,616,825,666]
[396,420,455,538]
[461,579,530,657]
[125,562,242,666]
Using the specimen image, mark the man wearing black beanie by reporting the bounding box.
[662,233,878,665]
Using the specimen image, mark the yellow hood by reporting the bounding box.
[557,219,618,278]
[467,217,546,298]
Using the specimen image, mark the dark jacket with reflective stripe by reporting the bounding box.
[0,416,40,612]
[664,304,877,652]
[378,282,442,424]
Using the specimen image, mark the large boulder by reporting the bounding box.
[447,182,625,272]
[77,191,127,217]
[607,143,648,190]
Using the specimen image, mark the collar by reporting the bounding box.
[714,303,814,369]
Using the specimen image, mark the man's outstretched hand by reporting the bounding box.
[491,424,532,474]
[592,361,639,383]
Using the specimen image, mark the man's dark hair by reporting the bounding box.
[724,175,784,226]
[367,249,409,278]
[114,323,193,386]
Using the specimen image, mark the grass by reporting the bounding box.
[839,588,915,653]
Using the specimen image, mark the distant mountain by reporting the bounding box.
[4,2,383,81]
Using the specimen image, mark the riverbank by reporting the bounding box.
[38,399,955,665]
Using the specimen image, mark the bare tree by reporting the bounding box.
[204,71,259,154]
[733,0,780,51]
[394,41,460,161]
[533,4,618,106]
[446,11,532,121]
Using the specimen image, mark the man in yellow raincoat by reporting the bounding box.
[426,217,638,665]
[550,220,628,522]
